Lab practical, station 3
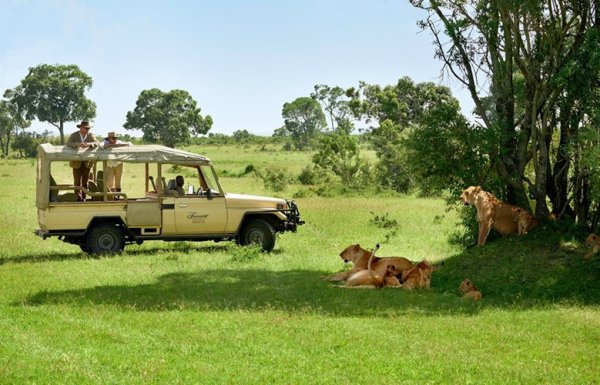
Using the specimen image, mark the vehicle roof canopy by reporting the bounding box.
[37,143,210,165]
[36,144,211,209]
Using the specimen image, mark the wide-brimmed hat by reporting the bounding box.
[106,132,119,140]
[77,120,93,129]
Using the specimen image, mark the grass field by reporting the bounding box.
[0,144,599,384]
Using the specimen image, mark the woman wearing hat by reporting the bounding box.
[66,120,99,201]
[102,132,131,196]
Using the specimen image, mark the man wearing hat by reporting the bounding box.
[66,120,99,201]
[102,131,131,196]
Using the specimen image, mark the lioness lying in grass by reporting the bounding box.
[324,244,414,282]
[341,245,402,288]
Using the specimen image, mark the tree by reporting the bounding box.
[280,97,326,150]
[403,102,500,196]
[347,77,463,192]
[310,84,353,133]
[312,131,361,185]
[348,77,457,128]
[124,88,213,148]
[411,0,598,219]
[0,102,13,156]
[0,99,30,157]
[232,129,255,143]
[3,64,96,144]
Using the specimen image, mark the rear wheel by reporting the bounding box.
[238,219,276,252]
[86,223,125,255]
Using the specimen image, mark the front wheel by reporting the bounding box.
[238,219,276,252]
[86,223,125,255]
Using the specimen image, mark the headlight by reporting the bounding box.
[277,203,289,210]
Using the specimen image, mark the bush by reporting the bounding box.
[297,165,330,185]
[254,166,293,192]
[12,132,42,157]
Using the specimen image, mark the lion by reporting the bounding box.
[324,244,415,282]
[342,246,402,288]
[459,185,538,246]
[513,207,536,235]
[584,233,600,260]
[399,261,434,290]
[458,279,482,301]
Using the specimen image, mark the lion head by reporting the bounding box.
[339,244,365,263]
[459,186,481,206]
[459,279,475,294]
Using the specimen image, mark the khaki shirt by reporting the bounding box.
[66,130,99,168]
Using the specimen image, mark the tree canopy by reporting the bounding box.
[124,88,213,148]
[412,0,600,228]
[278,97,326,150]
[3,64,96,144]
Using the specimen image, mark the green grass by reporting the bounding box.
[0,152,599,384]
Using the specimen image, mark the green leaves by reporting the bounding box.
[4,64,96,144]
[312,131,361,185]
[124,88,213,148]
[280,97,326,150]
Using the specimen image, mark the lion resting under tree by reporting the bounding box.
[460,186,538,246]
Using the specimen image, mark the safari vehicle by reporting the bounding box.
[35,143,303,254]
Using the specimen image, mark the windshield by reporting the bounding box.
[200,165,220,193]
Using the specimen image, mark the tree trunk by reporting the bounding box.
[533,109,551,219]
[551,114,575,218]
[59,121,65,145]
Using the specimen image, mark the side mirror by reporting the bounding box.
[206,188,213,200]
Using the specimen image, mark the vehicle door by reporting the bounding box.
[174,165,227,234]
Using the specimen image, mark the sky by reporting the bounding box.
[0,0,474,138]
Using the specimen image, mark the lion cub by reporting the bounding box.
[400,261,434,290]
[513,207,536,235]
[459,279,482,301]
[585,233,600,260]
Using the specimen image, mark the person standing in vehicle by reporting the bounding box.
[66,120,99,201]
[102,131,131,195]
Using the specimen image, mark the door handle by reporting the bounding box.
[179,204,188,208]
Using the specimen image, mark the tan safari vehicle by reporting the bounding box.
[35,143,303,254]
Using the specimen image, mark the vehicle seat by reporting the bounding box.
[166,179,177,197]
[49,175,58,202]
[57,192,78,202]
[160,177,168,194]
[88,180,99,193]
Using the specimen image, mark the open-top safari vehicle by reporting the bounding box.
[35,143,303,254]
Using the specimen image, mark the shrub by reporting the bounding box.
[297,165,330,185]
[254,166,293,192]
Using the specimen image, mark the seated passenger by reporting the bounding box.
[171,175,186,197]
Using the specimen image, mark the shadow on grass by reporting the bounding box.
[0,251,89,265]
[22,268,482,317]
[434,223,600,306]
[0,242,283,265]
[16,224,600,316]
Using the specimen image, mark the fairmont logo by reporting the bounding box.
[187,212,209,223]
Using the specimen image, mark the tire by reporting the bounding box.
[239,219,276,252]
[86,223,125,255]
